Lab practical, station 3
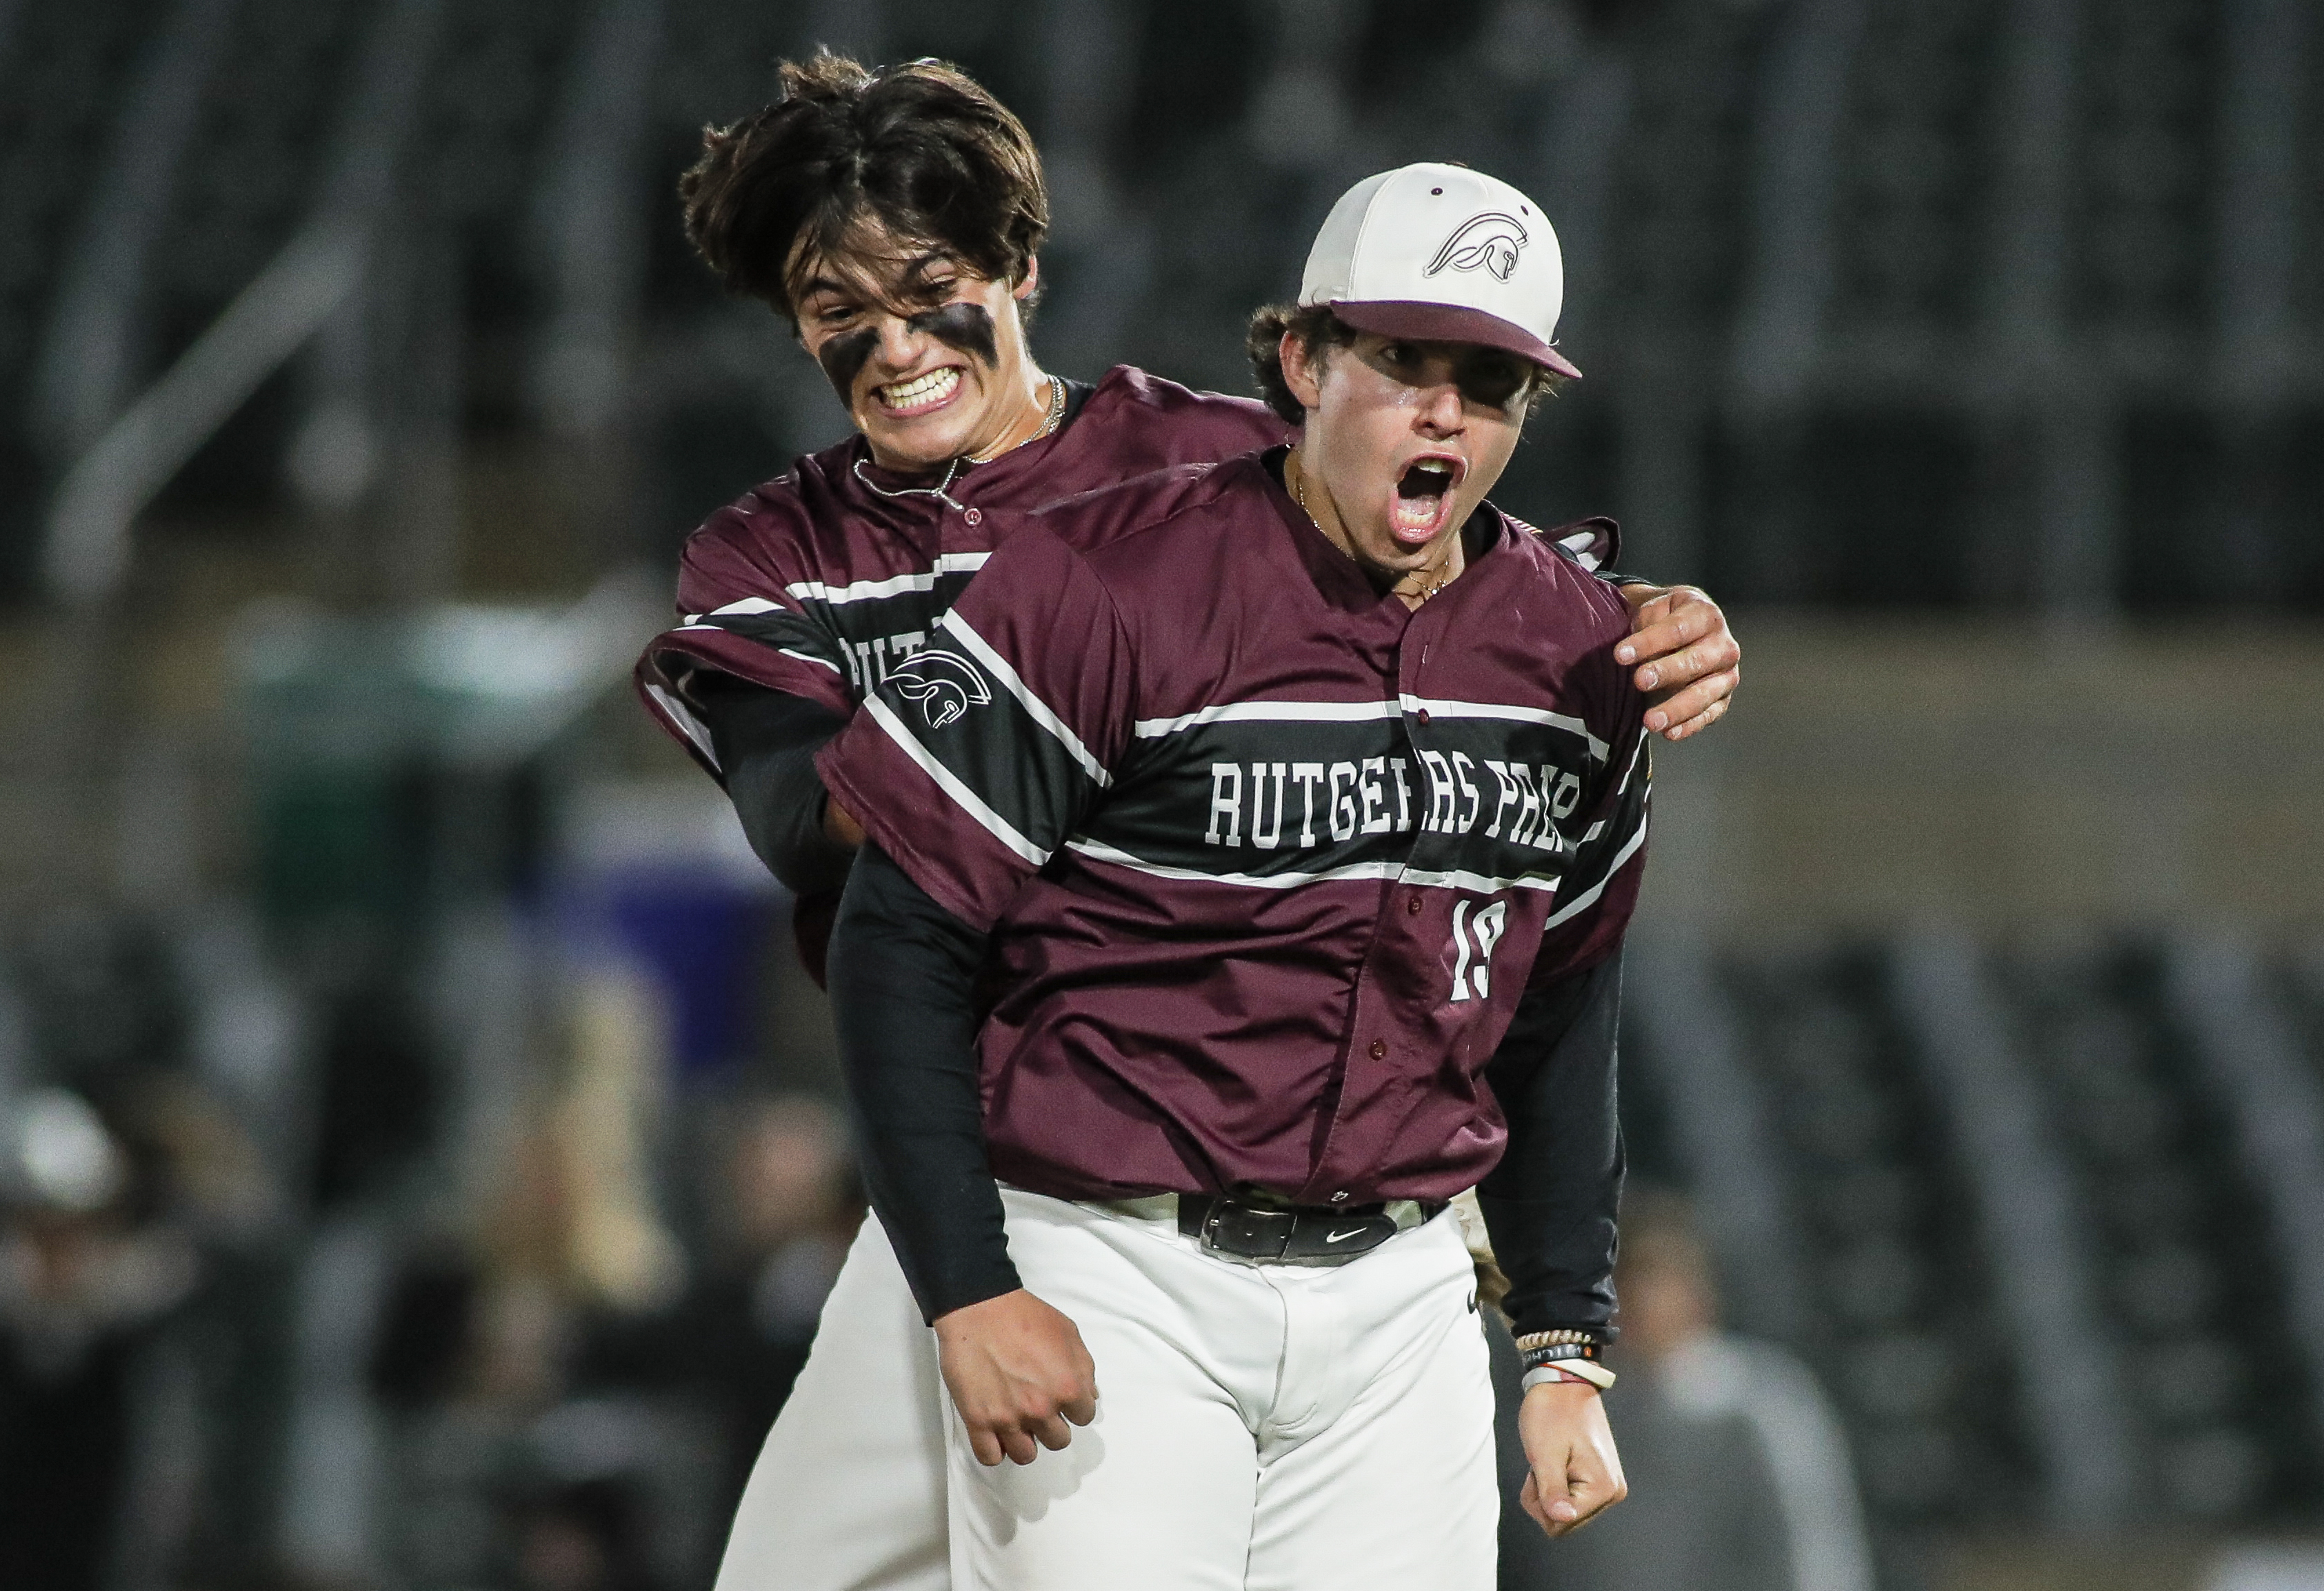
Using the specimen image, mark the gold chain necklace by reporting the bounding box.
[965,375,1065,464]
[1290,458,1459,604]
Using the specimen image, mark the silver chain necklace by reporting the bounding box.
[852,375,1065,512]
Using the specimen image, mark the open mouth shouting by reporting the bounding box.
[1390,454,1463,546]
[874,366,964,419]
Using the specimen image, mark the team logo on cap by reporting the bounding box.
[888,648,992,730]
[1425,212,1529,283]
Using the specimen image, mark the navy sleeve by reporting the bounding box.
[695,674,858,898]
[1477,950,1626,1339]
[827,842,1021,1323]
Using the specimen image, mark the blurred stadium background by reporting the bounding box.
[0,1,2319,1588]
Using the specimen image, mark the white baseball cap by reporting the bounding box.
[1299,162,1582,381]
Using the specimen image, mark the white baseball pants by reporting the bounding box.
[714,1216,951,1591]
[946,1187,1498,1591]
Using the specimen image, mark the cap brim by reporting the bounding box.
[1328,300,1583,381]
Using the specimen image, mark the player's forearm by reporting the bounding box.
[697,674,861,894]
[827,842,1022,1322]
[1476,951,1625,1339]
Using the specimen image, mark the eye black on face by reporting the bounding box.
[1455,352,1532,411]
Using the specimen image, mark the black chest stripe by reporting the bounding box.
[1081,701,1603,891]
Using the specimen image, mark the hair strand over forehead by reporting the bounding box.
[680,51,1049,323]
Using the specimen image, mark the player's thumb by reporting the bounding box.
[1542,1443,1618,1528]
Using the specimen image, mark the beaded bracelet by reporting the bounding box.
[1512,1328,1603,1351]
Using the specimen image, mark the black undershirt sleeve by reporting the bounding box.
[825,842,1021,1323]
[1476,950,1627,1340]
[693,672,857,897]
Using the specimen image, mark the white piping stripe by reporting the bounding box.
[642,681,717,768]
[1397,695,1608,761]
[1399,866,1562,894]
[939,611,1114,789]
[708,596,782,617]
[1132,699,1403,738]
[783,552,989,607]
[1616,730,1647,792]
[786,570,932,605]
[669,630,845,678]
[1130,695,1607,761]
[1065,837,1403,888]
[864,697,1048,865]
[1539,803,1650,931]
[1065,839,1562,896]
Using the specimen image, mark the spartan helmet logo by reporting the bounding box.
[1425,212,1530,283]
[887,647,993,730]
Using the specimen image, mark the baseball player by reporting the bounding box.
[817,161,1643,1588]
[635,57,1736,1591]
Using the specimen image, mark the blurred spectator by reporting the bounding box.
[599,1092,860,1523]
[1497,1186,1873,1591]
[0,1088,199,1591]
[368,966,689,1590]
[508,1473,663,1591]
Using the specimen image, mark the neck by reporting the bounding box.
[1285,446,1464,610]
[961,361,1057,463]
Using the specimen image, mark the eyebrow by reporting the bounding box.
[797,252,958,310]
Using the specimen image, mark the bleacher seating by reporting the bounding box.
[1625,931,2324,1565]
[0,0,165,583]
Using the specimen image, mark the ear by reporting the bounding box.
[1012,256,1041,300]
[1281,330,1324,412]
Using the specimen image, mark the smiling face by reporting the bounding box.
[1282,330,1538,585]
[789,232,1047,472]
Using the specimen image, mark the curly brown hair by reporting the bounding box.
[680,52,1049,324]
[1245,303,1361,426]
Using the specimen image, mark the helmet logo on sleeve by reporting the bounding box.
[1426,213,1529,283]
[887,648,993,730]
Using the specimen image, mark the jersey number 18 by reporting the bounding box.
[1448,900,1509,1003]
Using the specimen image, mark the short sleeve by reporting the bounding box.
[635,504,856,775]
[817,528,1134,932]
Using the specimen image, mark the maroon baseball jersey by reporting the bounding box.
[634,364,1622,765]
[818,448,1650,1209]
[634,367,1287,768]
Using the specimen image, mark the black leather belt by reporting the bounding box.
[1178,1193,1444,1265]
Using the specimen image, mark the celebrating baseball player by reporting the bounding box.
[814,159,1645,1588]
[634,54,1736,1591]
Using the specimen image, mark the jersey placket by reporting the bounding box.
[1294,588,1483,1206]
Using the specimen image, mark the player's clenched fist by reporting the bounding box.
[1516,1381,1628,1539]
[934,1289,1100,1466]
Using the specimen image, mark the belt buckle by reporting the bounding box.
[1201,1199,1296,1261]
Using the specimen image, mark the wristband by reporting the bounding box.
[1521,1362,1616,1392]
[1516,1341,1605,1372]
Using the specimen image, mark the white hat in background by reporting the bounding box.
[1300,161,1582,380]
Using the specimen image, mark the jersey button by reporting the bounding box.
[1415,708,1431,726]
[1406,895,1423,915]
[1368,1039,1387,1059]
[962,506,983,526]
